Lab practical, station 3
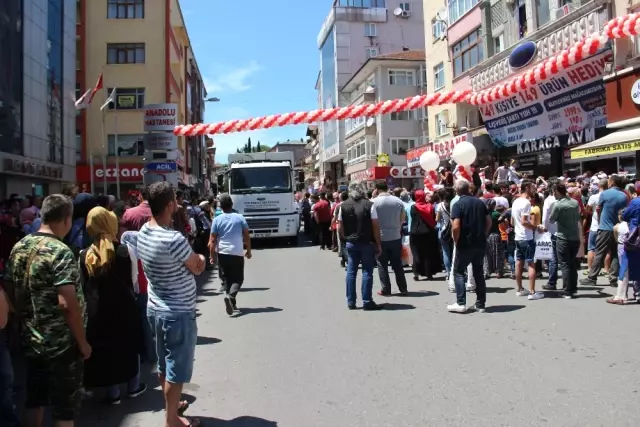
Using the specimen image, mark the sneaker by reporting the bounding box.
[377,290,391,297]
[579,278,596,287]
[516,289,530,297]
[474,305,486,313]
[223,295,234,315]
[447,303,467,313]
[528,291,545,301]
[466,286,476,293]
[542,283,557,291]
[563,293,577,299]
[362,301,383,311]
[448,286,455,293]
[231,298,240,314]
[347,304,357,310]
[128,383,147,399]
[218,285,226,293]
[398,290,409,296]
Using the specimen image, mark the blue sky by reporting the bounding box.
[181,0,330,162]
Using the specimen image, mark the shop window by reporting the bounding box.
[390,138,418,155]
[107,134,145,156]
[106,88,145,110]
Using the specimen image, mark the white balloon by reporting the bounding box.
[419,151,440,171]
[451,141,477,166]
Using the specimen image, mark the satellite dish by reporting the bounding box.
[365,85,375,93]
[366,118,375,127]
[393,7,403,16]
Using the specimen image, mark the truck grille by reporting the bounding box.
[246,218,280,232]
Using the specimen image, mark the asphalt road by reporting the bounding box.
[80,241,640,427]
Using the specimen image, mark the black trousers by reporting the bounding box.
[557,238,580,295]
[218,254,245,297]
[318,221,332,249]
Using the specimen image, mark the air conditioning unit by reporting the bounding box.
[401,10,411,18]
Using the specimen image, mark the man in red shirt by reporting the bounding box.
[122,187,152,231]
[313,192,332,250]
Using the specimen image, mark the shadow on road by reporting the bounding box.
[238,287,270,292]
[379,303,416,311]
[484,305,525,313]
[486,287,510,294]
[404,291,439,297]
[197,336,222,345]
[236,307,283,316]
[195,415,278,426]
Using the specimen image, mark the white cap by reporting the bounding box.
[198,201,210,208]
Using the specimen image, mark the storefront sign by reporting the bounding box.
[2,159,62,179]
[145,133,178,150]
[571,140,640,159]
[405,134,469,167]
[145,162,177,172]
[76,165,145,182]
[406,145,430,168]
[390,166,426,178]
[516,128,596,154]
[631,79,640,105]
[350,166,391,182]
[144,103,178,132]
[480,50,611,146]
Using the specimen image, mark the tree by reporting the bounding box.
[246,137,253,153]
[256,141,262,152]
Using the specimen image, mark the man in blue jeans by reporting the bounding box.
[337,187,382,310]
[137,182,206,427]
[371,183,408,296]
[0,285,19,427]
[541,181,559,290]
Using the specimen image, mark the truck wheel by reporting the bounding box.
[289,235,299,246]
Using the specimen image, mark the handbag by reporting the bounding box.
[624,226,640,252]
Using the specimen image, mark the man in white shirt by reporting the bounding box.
[493,161,510,184]
[586,179,609,272]
[540,182,558,290]
[512,181,544,300]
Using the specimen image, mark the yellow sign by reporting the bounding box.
[117,95,135,108]
[571,141,640,159]
[376,153,390,166]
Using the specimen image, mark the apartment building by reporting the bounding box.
[0,0,76,198]
[341,51,428,188]
[316,0,425,190]
[462,0,612,177]
[570,0,640,175]
[76,0,207,198]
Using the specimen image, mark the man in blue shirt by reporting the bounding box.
[209,194,252,315]
[581,175,628,287]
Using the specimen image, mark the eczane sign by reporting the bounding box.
[144,104,178,132]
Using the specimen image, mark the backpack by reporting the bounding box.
[440,203,452,243]
[64,225,85,257]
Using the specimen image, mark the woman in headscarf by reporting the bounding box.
[79,207,146,405]
[409,190,442,281]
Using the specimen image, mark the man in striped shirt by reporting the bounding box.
[137,182,205,427]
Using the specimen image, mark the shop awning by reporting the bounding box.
[570,126,640,159]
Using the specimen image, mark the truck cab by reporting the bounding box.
[227,152,300,245]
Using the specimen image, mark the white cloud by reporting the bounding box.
[203,61,262,94]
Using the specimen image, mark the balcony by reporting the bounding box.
[317,6,387,48]
[345,120,376,143]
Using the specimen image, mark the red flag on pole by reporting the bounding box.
[88,73,104,104]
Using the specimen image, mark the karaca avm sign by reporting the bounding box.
[571,140,640,159]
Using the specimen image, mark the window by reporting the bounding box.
[432,17,447,42]
[435,112,448,137]
[390,138,418,155]
[494,33,504,54]
[106,88,145,110]
[388,70,415,86]
[107,43,145,64]
[107,0,144,19]
[75,131,82,161]
[366,47,378,58]
[107,134,145,156]
[433,63,445,90]
[417,66,427,87]
[390,111,414,121]
[337,0,387,7]
[447,0,480,24]
[452,29,483,78]
[399,2,410,12]
[345,115,367,135]
[346,137,375,164]
[365,23,377,37]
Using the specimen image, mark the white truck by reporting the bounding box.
[227,151,300,245]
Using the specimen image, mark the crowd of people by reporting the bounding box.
[0,182,251,427]
[302,167,640,312]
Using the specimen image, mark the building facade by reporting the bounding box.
[341,51,428,188]
[316,0,425,189]
[76,0,206,198]
[463,0,611,177]
[0,0,77,198]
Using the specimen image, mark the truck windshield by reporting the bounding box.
[230,167,291,194]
